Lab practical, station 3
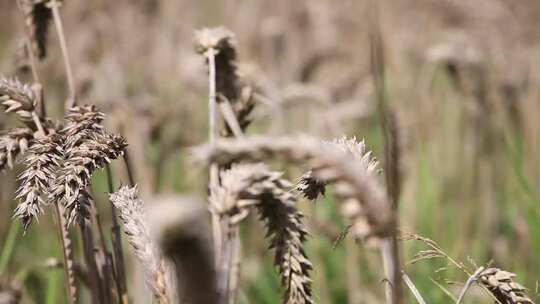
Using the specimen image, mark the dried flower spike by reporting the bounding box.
[109,186,170,304]
[479,268,534,304]
[14,133,63,232]
[0,128,34,172]
[212,164,313,304]
[0,77,36,123]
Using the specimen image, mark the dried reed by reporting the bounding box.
[19,0,52,60]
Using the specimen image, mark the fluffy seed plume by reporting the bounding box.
[211,163,313,304]
[479,268,534,304]
[194,136,394,240]
[19,0,53,60]
[297,136,379,200]
[0,77,36,123]
[109,186,170,304]
[0,128,34,172]
[14,133,63,232]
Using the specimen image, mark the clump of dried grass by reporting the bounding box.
[211,163,313,304]
[109,186,170,304]
[0,128,33,172]
[194,136,394,241]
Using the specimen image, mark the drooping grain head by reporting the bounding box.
[213,163,314,304]
[0,77,36,123]
[52,131,127,226]
[194,27,240,103]
[194,136,394,241]
[0,128,34,172]
[297,136,379,200]
[479,268,534,304]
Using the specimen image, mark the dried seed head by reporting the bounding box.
[62,105,106,137]
[0,128,34,172]
[109,186,170,303]
[51,131,127,226]
[19,0,52,60]
[0,77,36,123]
[14,133,63,232]
[213,163,313,304]
[297,136,379,200]
[479,268,534,304]
[194,136,394,240]
[195,27,240,103]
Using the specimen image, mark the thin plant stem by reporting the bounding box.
[53,203,78,304]
[401,271,427,304]
[47,0,77,110]
[455,267,485,304]
[206,47,224,276]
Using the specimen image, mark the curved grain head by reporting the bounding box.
[212,163,313,304]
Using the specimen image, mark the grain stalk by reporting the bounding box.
[46,0,77,109]
[369,1,404,302]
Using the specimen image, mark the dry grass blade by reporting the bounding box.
[0,128,34,172]
[212,163,313,304]
[194,136,394,240]
[19,0,53,60]
[14,133,62,232]
[479,268,535,304]
[109,186,170,304]
[0,77,36,124]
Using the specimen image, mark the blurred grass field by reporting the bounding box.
[1,0,540,303]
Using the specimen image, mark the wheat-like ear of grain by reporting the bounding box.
[0,77,37,124]
[0,128,34,172]
[479,268,534,304]
[211,163,313,304]
[109,186,170,304]
[194,27,256,138]
[49,105,126,226]
[19,0,53,60]
[14,133,63,232]
[194,136,394,241]
[296,136,379,201]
